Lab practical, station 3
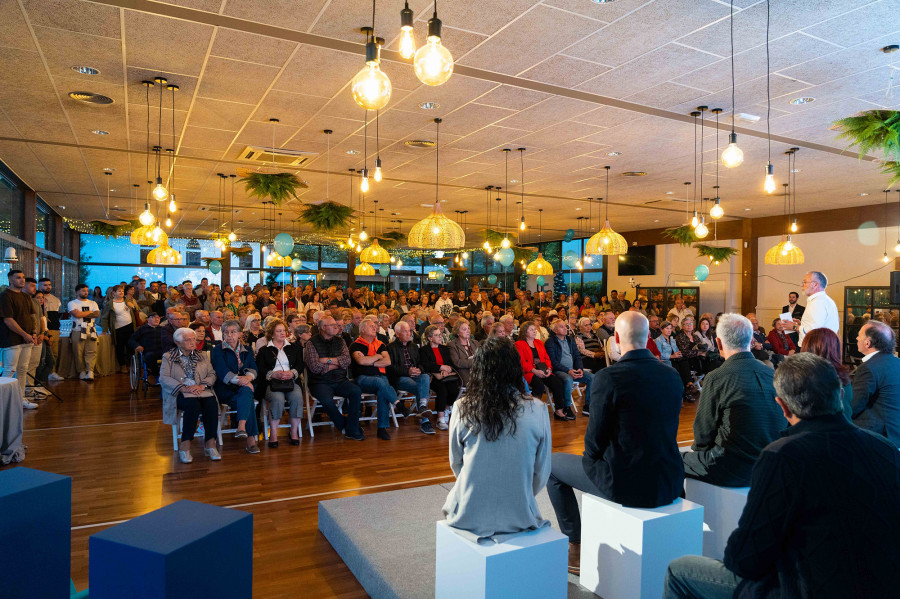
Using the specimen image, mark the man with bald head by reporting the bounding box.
[547,311,685,576]
[852,320,900,448]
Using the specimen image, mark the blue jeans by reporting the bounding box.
[309,378,362,436]
[663,556,741,599]
[222,385,258,436]
[556,370,594,407]
[396,374,431,405]
[356,374,398,428]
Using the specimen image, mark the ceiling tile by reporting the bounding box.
[196,56,281,104]
[447,125,530,153]
[440,102,516,136]
[459,5,602,76]
[21,0,121,39]
[415,0,538,37]
[309,0,432,43]
[34,27,125,88]
[802,0,900,48]
[496,96,595,131]
[273,45,361,98]
[124,11,213,76]
[249,90,328,127]
[626,82,709,110]
[186,97,254,131]
[475,85,550,110]
[0,1,36,52]
[539,0,647,22]
[181,125,240,151]
[391,74,497,113]
[521,55,610,88]
[223,0,330,33]
[210,28,298,67]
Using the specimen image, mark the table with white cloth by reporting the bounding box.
[0,376,25,465]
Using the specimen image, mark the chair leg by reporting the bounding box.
[305,395,315,438]
[262,398,270,441]
[217,406,225,446]
[389,402,398,428]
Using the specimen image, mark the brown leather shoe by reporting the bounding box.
[568,542,580,575]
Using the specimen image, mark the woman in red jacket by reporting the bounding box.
[767,318,796,357]
[515,322,569,421]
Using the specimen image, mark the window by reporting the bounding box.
[0,173,24,238]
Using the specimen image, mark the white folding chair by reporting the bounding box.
[262,392,302,441]
[355,386,399,428]
[302,374,345,438]
[171,404,227,451]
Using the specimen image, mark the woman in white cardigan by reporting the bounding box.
[442,336,552,544]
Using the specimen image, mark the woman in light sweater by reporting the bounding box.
[442,336,552,544]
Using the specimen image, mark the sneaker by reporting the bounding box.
[78,371,88,380]
[416,404,432,417]
[245,444,260,454]
[22,399,38,410]
[395,402,410,418]
[436,418,449,431]
[32,386,49,396]
[234,430,248,439]
[23,388,34,397]
[178,450,193,463]
[85,371,94,381]
[420,419,435,435]
[47,372,64,382]
[344,430,366,441]
[564,406,576,420]
[204,447,222,461]
[582,407,590,417]
[377,427,391,440]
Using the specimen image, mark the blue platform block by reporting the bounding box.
[89,499,253,599]
[0,467,72,599]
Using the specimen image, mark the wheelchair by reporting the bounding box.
[129,350,160,394]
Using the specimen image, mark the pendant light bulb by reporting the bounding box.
[399,2,416,60]
[356,244,362,253]
[414,13,453,86]
[790,218,798,233]
[782,236,794,253]
[462,251,469,260]
[501,237,510,249]
[585,255,593,265]
[152,178,169,201]
[228,231,236,242]
[695,218,709,239]
[721,132,743,168]
[895,240,900,254]
[359,229,368,241]
[351,42,392,110]
[360,171,370,193]
[374,158,383,182]
[483,240,491,251]
[519,217,526,231]
[493,251,501,261]
[168,198,177,213]
[139,203,155,226]
[884,252,891,264]
[164,217,172,228]
[397,259,403,268]
[151,226,162,242]
[710,198,724,219]
[764,163,776,194]
[691,212,699,228]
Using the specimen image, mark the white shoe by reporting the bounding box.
[48,372,64,382]
[178,450,193,463]
[32,386,49,396]
[22,400,38,410]
[79,371,88,380]
[205,447,222,461]
[436,417,448,431]
[85,371,94,380]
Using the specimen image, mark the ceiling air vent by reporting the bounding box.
[404,139,436,148]
[68,91,114,104]
[237,146,317,167]
[621,171,647,177]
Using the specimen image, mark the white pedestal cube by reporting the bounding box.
[435,520,567,599]
[580,494,704,599]
[684,479,750,560]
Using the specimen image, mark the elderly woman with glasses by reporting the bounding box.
[211,319,260,453]
[160,327,219,464]
[256,318,303,447]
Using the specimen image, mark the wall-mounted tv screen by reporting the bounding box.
[616,245,656,276]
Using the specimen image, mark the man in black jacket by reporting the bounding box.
[851,320,900,448]
[664,353,900,599]
[547,312,684,575]
[128,312,163,381]
[386,321,434,434]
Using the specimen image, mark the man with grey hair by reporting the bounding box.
[386,320,435,435]
[792,270,838,344]
[475,313,494,342]
[851,319,900,448]
[665,353,900,599]
[499,313,516,338]
[682,313,785,487]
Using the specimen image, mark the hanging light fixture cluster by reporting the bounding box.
[710,108,725,219]
[764,169,804,265]
[586,166,628,256]
[525,209,553,276]
[213,173,231,251]
[694,106,709,239]
[408,118,465,248]
[360,199,392,264]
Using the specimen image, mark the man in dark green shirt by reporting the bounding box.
[683,313,785,487]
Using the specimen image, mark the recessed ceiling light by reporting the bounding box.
[509,179,519,183]
[68,91,114,104]
[745,208,751,211]
[859,192,869,196]
[791,169,801,173]
[57,205,66,210]
[419,102,440,110]
[606,151,622,156]
[109,188,118,192]
[789,97,815,105]
[590,0,616,3]
[92,129,109,135]
[346,149,360,155]
[653,219,659,223]
[735,113,760,124]
[103,167,115,172]
[665,191,674,195]
[621,171,647,177]
[72,66,99,75]
[575,207,582,211]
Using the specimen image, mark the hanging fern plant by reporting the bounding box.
[833,110,900,160]
[375,231,407,249]
[483,228,519,248]
[663,225,699,246]
[695,244,738,263]
[239,172,307,205]
[881,160,900,186]
[298,201,354,233]
[90,219,138,238]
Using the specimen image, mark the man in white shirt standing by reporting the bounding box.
[793,271,839,345]
[666,295,695,324]
[68,284,101,380]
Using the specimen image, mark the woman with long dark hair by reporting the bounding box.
[801,328,852,420]
[442,336,552,543]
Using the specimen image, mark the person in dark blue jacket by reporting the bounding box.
[851,320,900,448]
[211,319,259,453]
[544,319,593,419]
[128,312,163,379]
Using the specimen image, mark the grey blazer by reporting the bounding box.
[442,395,552,544]
[447,337,480,386]
[159,349,217,425]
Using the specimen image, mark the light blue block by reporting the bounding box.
[89,499,252,599]
[0,467,72,599]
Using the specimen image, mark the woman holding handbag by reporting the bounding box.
[255,319,303,447]
[515,322,568,421]
[101,284,140,373]
[420,324,461,431]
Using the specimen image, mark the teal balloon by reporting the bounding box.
[487,274,497,285]
[208,260,222,274]
[273,232,294,257]
[563,229,575,242]
[695,264,709,282]
[290,258,303,272]
[435,271,446,282]
[497,247,515,267]
[379,265,390,277]
[563,251,578,268]
[536,275,545,286]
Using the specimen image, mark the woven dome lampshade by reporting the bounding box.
[354,262,376,276]
[586,219,628,256]
[408,202,465,249]
[147,243,181,265]
[525,252,554,276]
[764,236,805,265]
[130,225,168,247]
[359,238,391,264]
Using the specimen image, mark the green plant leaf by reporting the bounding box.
[833,110,900,161]
[882,161,900,186]
[695,244,738,263]
[90,220,137,238]
[239,172,307,205]
[298,201,354,233]
[375,230,406,249]
[663,225,699,246]
[483,228,519,247]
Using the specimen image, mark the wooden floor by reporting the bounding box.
[19,375,697,598]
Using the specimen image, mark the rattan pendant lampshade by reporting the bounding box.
[131,225,168,247]
[359,238,391,264]
[354,262,376,276]
[525,208,554,275]
[147,243,181,265]
[764,236,804,265]
[408,118,465,249]
[586,166,627,256]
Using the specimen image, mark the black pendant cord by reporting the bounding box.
[363,109,368,178]
[518,148,526,231]
[504,148,510,242]
[230,174,236,236]
[729,0,736,137]
[699,109,704,214]
[692,112,698,215]
[605,165,610,222]
[375,110,381,171]
[434,118,441,205]
[144,82,151,209]
[885,189,891,255]
[170,84,177,207]
[765,0,772,165]
[157,81,163,183]
[896,190,900,242]
[714,108,720,194]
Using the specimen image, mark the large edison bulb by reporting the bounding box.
[501,237,510,248]
[764,172,777,194]
[359,229,368,241]
[695,219,709,239]
[374,165,383,182]
[691,212,699,228]
[168,198,176,213]
[710,200,724,219]
[790,219,798,233]
[152,182,169,201]
[360,174,370,193]
[351,62,392,110]
[414,36,453,86]
[139,203,155,226]
[883,252,891,264]
[228,231,237,242]
[399,28,416,60]
[721,139,743,168]
[520,218,526,231]
[164,217,172,228]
